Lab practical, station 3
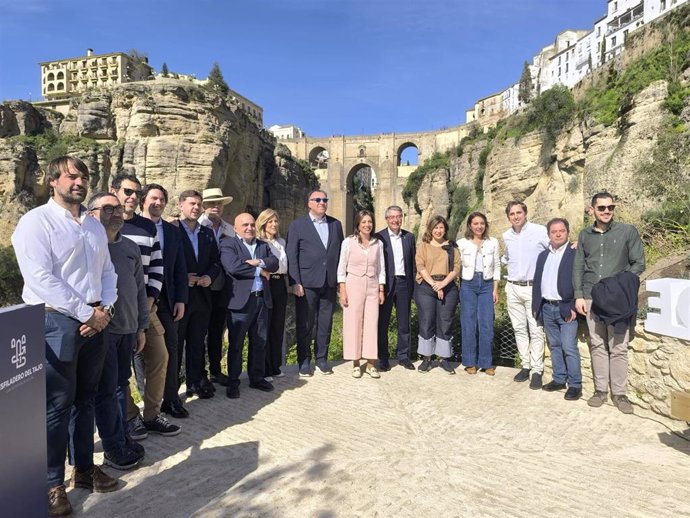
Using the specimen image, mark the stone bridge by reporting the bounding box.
[282,124,471,233]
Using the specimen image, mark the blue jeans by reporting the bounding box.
[541,303,581,388]
[460,273,494,369]
[45,312,107,489]
[95,332,134,453]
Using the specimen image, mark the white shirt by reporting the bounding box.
[337,237,386,284]
[541,242,568,301]
[387,229,406,276]
[11,198,118,323]
[501,221,549,282]
[265,237,288,274]
[199,213,235,245]
[457,237,501,281]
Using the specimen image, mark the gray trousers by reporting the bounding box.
[585,300,630,395]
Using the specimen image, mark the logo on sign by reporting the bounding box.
[11,335,27,369]
[645,278,690,340]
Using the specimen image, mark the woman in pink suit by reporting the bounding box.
[337,210,386,378]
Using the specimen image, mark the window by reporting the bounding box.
[613,1,618,12]
[565,63,569,73]
[558,66,562,76]
[661,0,666,9]
[611,36,617,47]
[597,27,601,37]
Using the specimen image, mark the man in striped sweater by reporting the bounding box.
[110,173,180,439]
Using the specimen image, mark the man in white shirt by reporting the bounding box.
[12,156,119,516]
[501,201,549,389]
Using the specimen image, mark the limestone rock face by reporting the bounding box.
[0,81,317,245]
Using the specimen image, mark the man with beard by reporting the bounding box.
[12,156,119,516]
[88,192,148,470]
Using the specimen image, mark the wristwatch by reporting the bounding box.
[103,305,115,318]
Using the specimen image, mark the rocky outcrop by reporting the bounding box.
[0,81,317,245]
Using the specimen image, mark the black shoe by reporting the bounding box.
[439,359,456,375]
[226,386,240,399]
[418,358,432,373]
[124,434,145,457]
[209,373,229,386]
[398,359,416,370]
[249,379,275,392]
[542,381,566,392]
[144,414,181,436]
[529,372,543,390]
[377,359,391,372]
[161,399,189,419]
[201,377,216,393]
[564,387,582,401]
[187,383,214,399]
[298,363,312,377]
[513,368,530,382]
[103,446,142,471]
[315,362,333,375]
[127,415,148,441]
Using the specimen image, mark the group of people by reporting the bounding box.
[11,155,645,517]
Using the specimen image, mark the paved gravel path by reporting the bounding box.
[69,362,690,517]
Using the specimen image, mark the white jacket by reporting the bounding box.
[457,237,501,281]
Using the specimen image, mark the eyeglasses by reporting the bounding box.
[310,197,329,203]
[595,204,616,212]
[123,188,141,197]
[92,204,124,215]
[386,216,402,221]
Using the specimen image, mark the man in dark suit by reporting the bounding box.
[141,184,190,418]
[287,189,344,376]
[176,190,221,400]
[532,218,582,401]
[375,205,417,371]
[220,213,280,398]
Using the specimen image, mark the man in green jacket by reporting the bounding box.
[574,192,645,414]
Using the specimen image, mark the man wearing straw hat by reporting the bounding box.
[199,188,235,388]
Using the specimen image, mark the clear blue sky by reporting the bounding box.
[0,0,605,137]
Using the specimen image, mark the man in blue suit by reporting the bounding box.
[375,205,417,371]
[532,218,582,401]
[141,184,189,419]
[221,213,280,398]
[287,190,344,376]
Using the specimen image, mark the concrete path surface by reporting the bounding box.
[68,362,690,517]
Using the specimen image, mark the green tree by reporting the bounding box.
[207,62,229,96]
[161,62,169,77]
[518,61,533,104]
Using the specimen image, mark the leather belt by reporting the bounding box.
[251,290,264,297]
[431,275,446,281]
[543,299,560,306]
[395,275,406,279]
[508,280,533,287]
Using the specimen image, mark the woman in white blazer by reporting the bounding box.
[457,212,500,375]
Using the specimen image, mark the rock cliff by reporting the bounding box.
[0,80,318,245]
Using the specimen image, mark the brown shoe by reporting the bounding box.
[483,368,496,376]
[464,366,478,375]
[48,485,72,516]
[70,465,119,493]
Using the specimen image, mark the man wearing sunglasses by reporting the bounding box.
[110,173,179,440]
[574,191,645,414]
[287,190,344,376]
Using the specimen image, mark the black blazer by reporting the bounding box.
[160,219,189,311]
[286,214,344,289]
[532,245,576,324]
[220,237,279,310]
[375,228,416,296]
[178,222,221,311]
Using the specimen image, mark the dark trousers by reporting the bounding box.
[377,277,412,361]
[45,312,107,489]
[178,304,211,387]
[157,301,181,403]
[295,285,336,367]
[95,332,134,454]
[206,290,227,377]
[266,277,288,376]
[227,295,269,388]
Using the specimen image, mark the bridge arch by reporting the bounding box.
[308,146,329,169]
[397,142,419,166]
[345,162,376,235]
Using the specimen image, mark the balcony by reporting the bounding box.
[606,4,644,35]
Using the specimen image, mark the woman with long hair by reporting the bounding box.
[256,208,288,380]
[337,210,386,378]
[415,215,460,374]
[457,212,500,375]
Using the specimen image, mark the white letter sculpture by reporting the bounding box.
[645,278,690,341]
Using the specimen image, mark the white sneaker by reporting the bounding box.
[264,376,274,382]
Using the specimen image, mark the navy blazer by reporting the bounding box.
[178,222,221,311]
[160,219,189,310]
[286,214,344,289]
[375,228,416,296]
[220,236,279,310]
[532,245,576,324]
